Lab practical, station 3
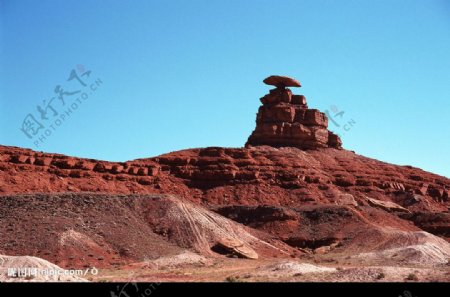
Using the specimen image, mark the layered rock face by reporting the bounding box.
[2,145,448,214]
[246,75,342,149]
[1,69,450,275]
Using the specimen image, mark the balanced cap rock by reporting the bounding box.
[246,75,342,150]
[263,75,301,88]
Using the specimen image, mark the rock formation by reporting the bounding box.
[1,74,450,282]
[246,75,342,149]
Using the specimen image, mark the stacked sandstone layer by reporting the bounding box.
[246,75,342,149]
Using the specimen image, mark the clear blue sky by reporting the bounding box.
[1,0,449,178]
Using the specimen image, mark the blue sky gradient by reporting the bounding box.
[1,0,449,177]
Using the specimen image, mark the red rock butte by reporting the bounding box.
[0,74,449,282]
[246,75,342,149]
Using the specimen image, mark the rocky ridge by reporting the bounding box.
[0,75,449,282]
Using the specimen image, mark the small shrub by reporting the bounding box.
[406,273,419,281]
[225,276,241,282]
